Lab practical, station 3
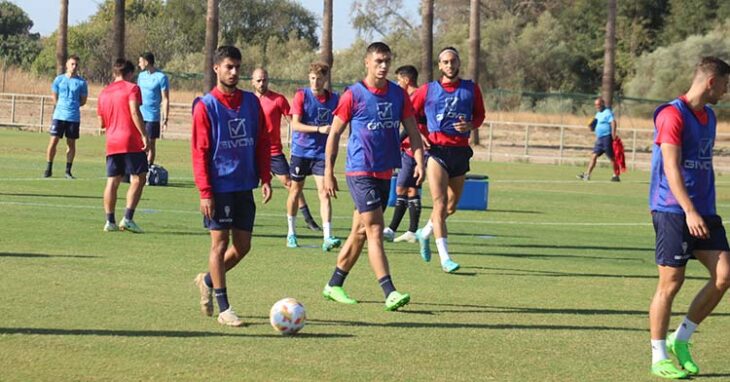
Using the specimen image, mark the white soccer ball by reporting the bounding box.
[269,298,306,335]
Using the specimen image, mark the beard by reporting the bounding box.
[441,68,459,80]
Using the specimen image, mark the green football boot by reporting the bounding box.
[667,333,699,375]
[651,359,689,379]
[322,284,357,304]
[384,291,410,311]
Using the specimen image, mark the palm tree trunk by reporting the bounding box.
[468,0,480,145]
[420,0,433,83]
[56,0,68,74]
[112,0,125,61]
[321,0,333,91]
[601,0,617,107]
[203,0,219,92]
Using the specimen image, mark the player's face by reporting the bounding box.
[309,72,326,93]
[438,52,460,80]
[396,74,409,89]
[138,57,147,70]
[594,99,604,111]
[365,51,391,80]
[66,59,79,75]
[214,58,241,90]
[707,74,729,105]
[252,71,269,94]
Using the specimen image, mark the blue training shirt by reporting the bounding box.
[137,70,169,122]
[424,80,474,138]
[51,74,88,122]
[292,88,339,160]
[594,108,614,138]
[649,98,717,216]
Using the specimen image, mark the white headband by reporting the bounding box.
[438,49,460,60]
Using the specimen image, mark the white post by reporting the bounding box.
[559,126,565,165]
[487,122,493,162]
[631,129,637,170]
[39,96,46,132]
[10,94,16,123]
[524,124,530,158]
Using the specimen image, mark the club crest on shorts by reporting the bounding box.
[224,205,231,217]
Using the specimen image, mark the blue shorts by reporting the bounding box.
[270,154,290,176]
[204,190,256,232]
[145,121,161,139]
[653,212,729,267]
[428,145,472,178]
[396,151,423,189]
[106,152,149,177]
[290,155,325,181]
[592,135,614,159]
[49,119,80,139]
[346,176,390,213]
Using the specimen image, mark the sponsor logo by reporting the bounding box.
[376,102,393,120]
[436,96,468,122]
[316,108,331,124]
[228,118,247,139]
[367,102,398,130]
[699,138,713,159]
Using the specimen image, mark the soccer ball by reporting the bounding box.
[269,298,306,335]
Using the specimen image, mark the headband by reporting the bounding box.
[438,49,460,60]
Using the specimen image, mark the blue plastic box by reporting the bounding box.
[388,174,488,210]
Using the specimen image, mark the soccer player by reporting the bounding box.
[383,65,430,243]
[286,62,342,251]
[192,46,272,327]
[576,97,620,182]
[648,56,730,379]
[137,52,169,166]
[322,42,425,311]
[45,55,88,179]
[251,68,321,232]
[97,59,148,233]
[411,47,485,273]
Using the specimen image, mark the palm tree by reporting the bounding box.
[321,0,333,91]
[56,0,68,74]
[112,0,125,61]
[420,0,433,83]
[468,0,480,145]
[601,0,617,107]
[203,0,219,92]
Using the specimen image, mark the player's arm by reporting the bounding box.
[292,114,326,134]
[161,88,170,131]
[79,82,88,107]
[324,115,347,198]
[661,143,708,238]
[129,98,148,150]
[255,106,272,204]
[611,119,617,139]
[402,116,425,185]
[191,102,214,219]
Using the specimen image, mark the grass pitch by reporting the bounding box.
[1,129,729,381]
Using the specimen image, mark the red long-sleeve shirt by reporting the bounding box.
[191,87,271,199]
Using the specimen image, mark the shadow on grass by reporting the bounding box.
[0,192,101,200]
[161,182,195,189]
[0,327,352,339]
[0,252,99,259]
[506,243,653,252]
[694,374,730,379]
[465,265,709,281]
[306,318,643,332]
[451,251,643,262]
[485,209,543,214]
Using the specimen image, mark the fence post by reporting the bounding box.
[524,124,530,158]
[559,126,565,165]
[39,96,45,132]
[10,94,16,123]
[487,122,493,162]
[631,129,637,170]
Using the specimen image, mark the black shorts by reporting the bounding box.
[653,212,730,267]
[106,152,149,177]
[396,151,423,189]
[49,119,80,139]
[145,121,161,139]
[290,155,325,181]
[270,154,290,176]
[346,175,390,213]
[204,190,256,232]
[592,135,614,159]
[428,145,473,178]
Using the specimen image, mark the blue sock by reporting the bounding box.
[328,267,349,287]
[203,273,213,289]
[124,208,135,220]
[379,275,396,298]
[214,288,229,312]
[106,213,116,224]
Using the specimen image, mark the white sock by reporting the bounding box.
[435,237,451,264]
[323,222,332,239]
[421,220,433,238]
[674,317,698,341]
[287,215,296,236]
[651,340,669,364]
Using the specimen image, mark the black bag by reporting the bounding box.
[148,164,168,186]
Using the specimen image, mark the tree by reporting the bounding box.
[601,0,616,106]
[0,0,34,36]
[468,0,480,144]
[352,0,416,39]
[112,0,125,60]
[0,1,41,68]
[420,0,433,82]
[56,0,68,74]
[203,0,219,92]
[322,0,333,90]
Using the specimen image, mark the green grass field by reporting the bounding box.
[2,128,730,381]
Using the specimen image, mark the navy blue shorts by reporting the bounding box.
[145,121,161,139]
[290,155,325,181]
[653,212,729,267]
[106,152,149,177]
[346,176,390,213]
[428,145,472,178]
[49,119,80,139]
[396,151,423,189]
[592,135,614,159]
[204,190,256,232]
[270,154,290,176]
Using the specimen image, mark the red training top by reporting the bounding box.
[97,80,144,155]
[290,89,330,116]
[655,95,709,146]
[258,90,291,156]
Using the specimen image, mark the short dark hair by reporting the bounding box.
[395,65,418,83]
[366,42,391,56]
[696,56,730,78]
[214,46,242,64]
[112,58,135,77]
[67,54,80,62]
[140,52,155,66]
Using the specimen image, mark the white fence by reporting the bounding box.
[4,92,730,172]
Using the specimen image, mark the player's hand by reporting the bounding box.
[321,125,331,135]
[162,120,168,132]
[200,198,214,220]
[686,211,709,239]
[453,116,471,133]
[261,183,272,204]
[141,136,149,152]
[324,174,338,198]
[413,163,425,186]
[421,137,431,150]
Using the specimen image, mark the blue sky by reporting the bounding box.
[9,0,418,50]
